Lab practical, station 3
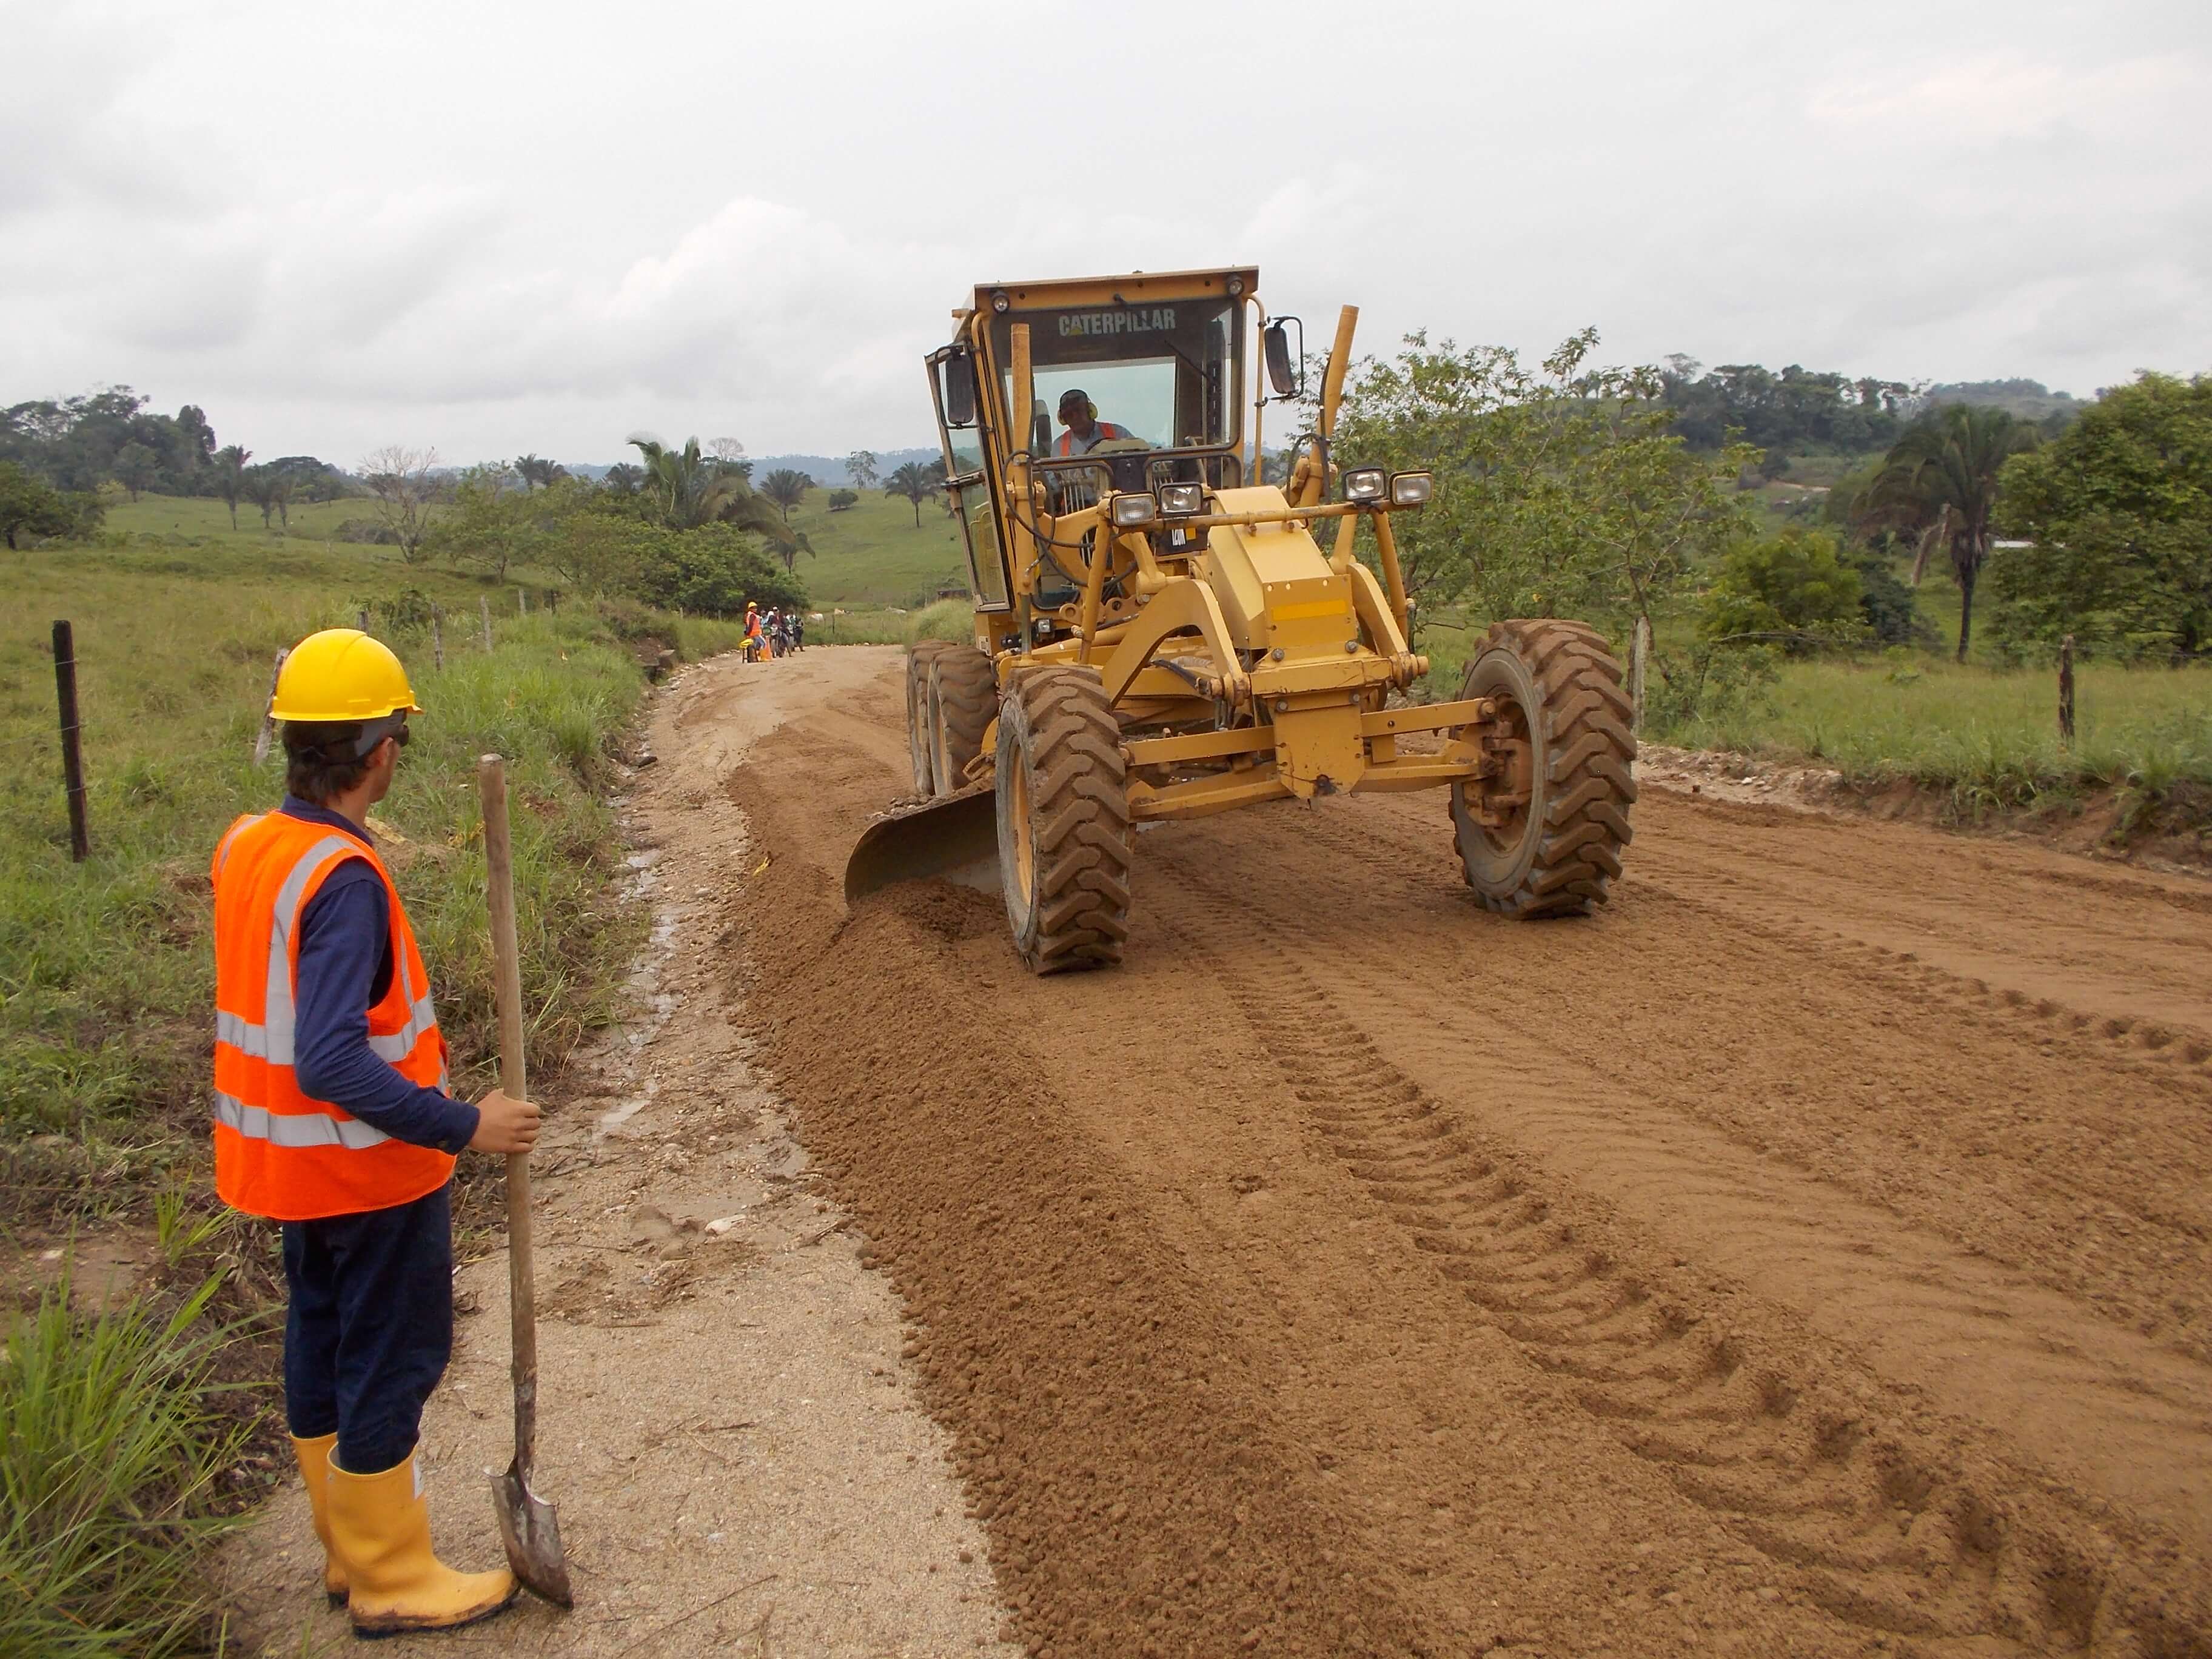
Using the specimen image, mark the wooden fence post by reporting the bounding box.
[431,608,444,671]
[51,620,89,861]
[481,595,494,651]
[518,588,528,617]
[253,646,291,765]
[2058,634,2076,746]
[1629,614,1652,738]
[358,608,370,634]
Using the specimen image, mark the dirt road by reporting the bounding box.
[720,647,2212,1657]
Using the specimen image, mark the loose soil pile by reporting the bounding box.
[723,648,2212,1658]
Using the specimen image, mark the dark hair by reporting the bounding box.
[283,718,404,804]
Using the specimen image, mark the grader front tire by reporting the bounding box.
[929,646,996,793]
[904,641,951,796]
[995,667,1133,974]
[1451,619,1637,917]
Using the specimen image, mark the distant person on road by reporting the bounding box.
[744,602,768,663]
[1053,388,1134,457]
[211,629,536,1638]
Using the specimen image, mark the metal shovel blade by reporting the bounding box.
[492,1460,572,1607]
[843,785,999,905]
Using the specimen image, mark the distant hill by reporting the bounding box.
[1923,380,2082,423]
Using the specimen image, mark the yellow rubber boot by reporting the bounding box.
[287,1433,347,1606]
[325,1452,517,1638]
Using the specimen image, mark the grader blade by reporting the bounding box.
[843,785,997,905]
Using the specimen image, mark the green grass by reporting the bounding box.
[1649,655,2212,810]
[1,528,729,1222]
[779,490,973,607]
[1,1267,256,1657]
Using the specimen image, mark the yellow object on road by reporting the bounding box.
[270,629,422,722]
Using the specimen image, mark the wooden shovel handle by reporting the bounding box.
[478,756,540,1477]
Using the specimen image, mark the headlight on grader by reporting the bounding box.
[1343,467,1387,503]
[1158,482,1205,517]
[1110,492,1159,529]
[1389,471,1434,506]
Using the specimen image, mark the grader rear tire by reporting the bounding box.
[904,641,951,795]
[1450,618,1637,917]
[929,646,996,794]
[995,666,1133,974]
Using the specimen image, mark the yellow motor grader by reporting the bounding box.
[845,267,1636,973]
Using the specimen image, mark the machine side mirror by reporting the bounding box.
[942,349,978,427]
[1264,319,1302,398]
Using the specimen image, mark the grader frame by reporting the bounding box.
[846,267,1637,972]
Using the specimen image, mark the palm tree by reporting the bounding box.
[628,435,812,572]
[601,461,645,495]
[885,461,934,529]
[213,444,251,529]
[1857,404,2037,662]
[515,454,566,492]
[759,467,811,521]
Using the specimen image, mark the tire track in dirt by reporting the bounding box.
[1282,790,2212,1366]
[1147,840,2212,1655]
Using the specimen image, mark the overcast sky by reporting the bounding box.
[5,0,2206,466]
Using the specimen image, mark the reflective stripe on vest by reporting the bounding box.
[214,1090,390,1149]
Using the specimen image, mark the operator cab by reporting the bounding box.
[927,270,1255,618]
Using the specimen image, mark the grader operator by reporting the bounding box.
[846,267,1637,973]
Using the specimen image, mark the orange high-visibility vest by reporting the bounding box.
[1055,421,1128,457]
[210,811,454,1221]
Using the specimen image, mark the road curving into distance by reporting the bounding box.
[711,645,2212,1658]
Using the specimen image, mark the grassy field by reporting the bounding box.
[778,488,972,608]
[2,521,748,1221]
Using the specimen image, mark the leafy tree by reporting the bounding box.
[427,464,534,578]
[0,461,91,548]
[113,441,158,502]
[1850,544,1929,648]
[759,467,811,521]
[1857,404,2038,661]
[1988,372,2212,659]
[885,461,935,528]
[845,449,880,490]
[1329,329,1755,633]
[1700,528,1865,648]
[212,444,251,529]
[628,435,812,571]
[358,445,441,563]
[826,488,859,512]
[629,522,806,615]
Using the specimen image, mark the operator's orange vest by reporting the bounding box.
[210,811,453,1221]
[1055,421,1128,456]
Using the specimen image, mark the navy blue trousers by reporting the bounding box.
[282,1183,454,1475]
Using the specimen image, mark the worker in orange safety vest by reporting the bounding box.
[212,628,538,1637]
[1053,387,1134,455]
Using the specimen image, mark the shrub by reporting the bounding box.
[1701,528,1865,649]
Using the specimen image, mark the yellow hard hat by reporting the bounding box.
[270,629,422,723]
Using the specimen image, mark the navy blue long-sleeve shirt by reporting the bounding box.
[282,797,479,1154]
